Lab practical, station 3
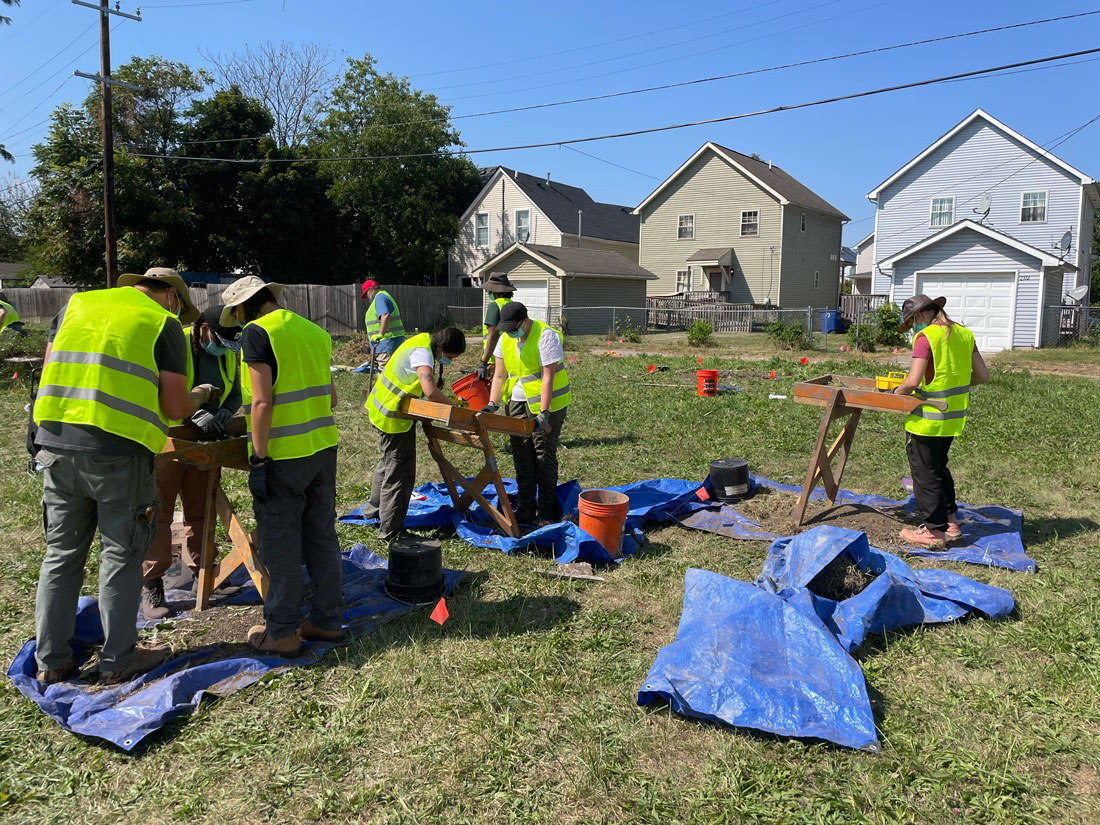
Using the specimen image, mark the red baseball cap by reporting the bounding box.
[360,279,378,298]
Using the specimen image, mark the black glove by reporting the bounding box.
[534,411,551,433]
[481,401,499,414]
[211,407,234,434]
[192,409,217,434]
[248,456,271,501]
[475,361,488,381]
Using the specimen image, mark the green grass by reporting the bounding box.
[1,330,1099,823]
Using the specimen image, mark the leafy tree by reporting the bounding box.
[314,55,483,284]
[0,174,35,260]
[0,0,19,26]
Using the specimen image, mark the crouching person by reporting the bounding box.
[220,276,343,655]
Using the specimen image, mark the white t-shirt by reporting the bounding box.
[390,345,434,387]
[495,327,565,401]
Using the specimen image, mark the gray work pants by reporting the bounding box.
[365,426,417,544]
[253,446,344,640]
[506,400,567,522]
[34,448,159,672]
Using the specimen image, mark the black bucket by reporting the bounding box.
[384,537,445,605]
[709,458,751,502]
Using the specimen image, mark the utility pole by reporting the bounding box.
[71,1,142,287]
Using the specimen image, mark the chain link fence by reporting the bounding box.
[1048,305,1100,344]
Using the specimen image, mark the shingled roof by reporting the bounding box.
[490,167,639,244]
[475,243,656,280]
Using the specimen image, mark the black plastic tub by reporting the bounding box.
[384,537,446,605]
[709,458,751,503]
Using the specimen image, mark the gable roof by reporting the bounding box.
[854,232,874,251]
[877,219,1076,271]
[462,167,638,244]
[866,109,1096,201]
[0,262,30,282]
[634,141,849,220]
[474,243,657,280]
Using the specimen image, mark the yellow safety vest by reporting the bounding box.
[366,332,431,434]
[501,319,571,414]
[365,290,404,340]
[0,300,19,332]
[241,309,337,460]
[34,287,174,453]
[483,295,511,363]
[176,326,239,425]
[905,323,974,438]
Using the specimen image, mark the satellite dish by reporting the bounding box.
[1059,231,1072,253]
[972,193,992,221]
[1066,285,1089,304]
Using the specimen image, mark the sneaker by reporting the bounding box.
[140,580,170,621]
[299,619,346,643]
[899,524,947,548]
[101,645,170,685]
[35,656,76,686]
[514,510,537,525]
[945,515,962,539]
[247,625,302,656]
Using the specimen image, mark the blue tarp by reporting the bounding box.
[637,526,1015,750]
[8,545,462,751]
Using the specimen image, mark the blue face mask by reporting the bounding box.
[438,354,452,365]
[203,340,227,357]
[506,329,523,339]
[913,322,928,335]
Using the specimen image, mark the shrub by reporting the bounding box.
[846,321,877,352]
[615,314,642,343]
[686,319,713,347]
[766,320,808,350]
[874,302,908,347]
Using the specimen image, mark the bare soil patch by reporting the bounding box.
[806,554,877,601]
[159,603,264,655]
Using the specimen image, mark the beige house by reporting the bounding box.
[851,232,875,295]
[634,142,849,308]
[449,166,638,287]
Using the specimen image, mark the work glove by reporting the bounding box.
[191,409,217,434]
[248,456,271,502]
[193,382,222,407]
[534,411,551,434]
[211,407,235,434]
[480,401,499,414]
[370,333,383,344]
[475,361,489,381]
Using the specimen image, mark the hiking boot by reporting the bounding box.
[899,524,947,548]
[299,619,346,643]
[35,656,76,686]
[101,645,170,685]
[140,579,170,621]
[247,625,302,656]
[514,510,537,526]
[945,515,962,540]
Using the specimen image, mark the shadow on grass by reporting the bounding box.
[560,433,640,449]
[1022,516,1100,544]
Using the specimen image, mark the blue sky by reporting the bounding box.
[2,0,1099,245]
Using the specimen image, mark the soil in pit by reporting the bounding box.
[805,554,877,602]
[733,486,913,550]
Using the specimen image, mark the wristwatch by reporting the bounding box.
[249,453,270,466]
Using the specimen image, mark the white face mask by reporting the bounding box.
[169,291,182,319]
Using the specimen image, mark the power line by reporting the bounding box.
[0,21,97,102]
[165,11,1100,148]
[124,47,1100,166]
[0,0,66,47]
[141,0,261,6]
[0,76,75,141]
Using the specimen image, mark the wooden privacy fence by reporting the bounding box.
[4,283,483,336]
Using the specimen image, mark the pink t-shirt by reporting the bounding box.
[912,331,977,384]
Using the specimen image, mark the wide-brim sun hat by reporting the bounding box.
[897,293,947,331]
[218,276,284,327]
[482,272,515,293]
[118,267,200,325]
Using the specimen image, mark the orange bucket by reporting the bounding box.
[578,489,630,558]
[696,369,719,396]
[450,372,490,410]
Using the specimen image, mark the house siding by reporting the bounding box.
[1042,267,1064,346]
[779,206,842,309]
[560,234,640,263]
[854,238,874,279]
[873,117,1084,295]
[449,175,562,285]
[481,255,561,309]
[889,228,1041,348]
[561,278,648,335]
[1075,196,1095,295]
[638,150,783,302]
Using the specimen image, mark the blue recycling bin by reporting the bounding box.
[819,310,842,334]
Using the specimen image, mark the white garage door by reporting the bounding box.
[512,280,549,323]
[916,272,1014,351]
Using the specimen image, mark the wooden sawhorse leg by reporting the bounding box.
[194,469,269,611]
[791,393,863,526]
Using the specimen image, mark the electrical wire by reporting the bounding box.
[0,21,96,102]
[122,47,1100,165]
[0,0,66,47]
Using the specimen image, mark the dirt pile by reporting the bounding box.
[806,554,877,602]
[735,487,912,549]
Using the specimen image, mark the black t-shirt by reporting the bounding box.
[242,324,277,385]
[35,304,188,456]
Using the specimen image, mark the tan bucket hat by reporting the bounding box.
[118,267,200,325]
[218,275,285,327]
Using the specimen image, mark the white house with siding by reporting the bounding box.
[867,109,1097,350]
[448,167,638,290]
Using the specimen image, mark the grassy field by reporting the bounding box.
[1,329,1099,824]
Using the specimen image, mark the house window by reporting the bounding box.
[1020,191,1047,223]
[475,212,489,248]
[930,196,954,227]
[800,213,807,232]
[741,210,759,237]
[515,209,531,242]
[677,214,694,240]
[676,269,690,293]
[813,271,820,290]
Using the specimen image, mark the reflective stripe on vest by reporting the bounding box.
[366,332,431,433]
[365,290,404,340]
[178,326,239,425]
[0,300,19,332]
[34,287,172,453]
[905,323,974,438]
[501,320,571,414]
[241,309,337,460]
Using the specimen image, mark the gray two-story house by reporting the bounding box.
[867,109,1097,350]
[634,142,849,308]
